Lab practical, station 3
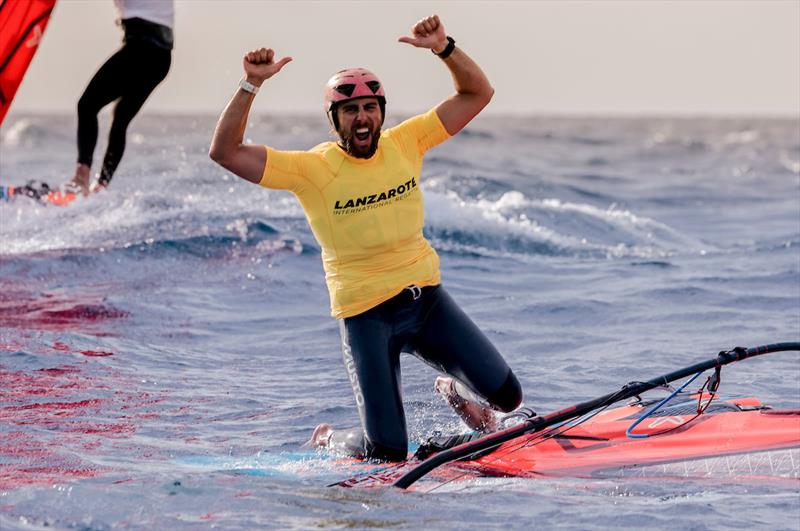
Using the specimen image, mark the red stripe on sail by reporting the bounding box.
[0,0,57,125]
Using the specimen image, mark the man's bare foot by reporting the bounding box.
[64,163,91,196]
[435,376,497,433]
[302,423,333,449]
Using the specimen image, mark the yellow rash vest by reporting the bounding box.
[259,109,450,318]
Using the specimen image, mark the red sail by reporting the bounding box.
[0,0,56,125]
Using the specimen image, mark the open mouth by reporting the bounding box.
[341,125,380,159]
[354,127,371,144]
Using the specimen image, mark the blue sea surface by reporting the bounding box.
[1,112,799,529]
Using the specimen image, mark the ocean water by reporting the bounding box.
[1,112,799,530]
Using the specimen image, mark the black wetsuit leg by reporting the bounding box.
[333,285,522,462]
[413,287,523,413]
[76,47,127,167]
[76,40,171,186]
[336,313,409,462]
[97,44,170,186]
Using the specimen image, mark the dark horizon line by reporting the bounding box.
[6,109,800,121]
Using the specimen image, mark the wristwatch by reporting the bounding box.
[433,36,456,59]
[239,78,259,94]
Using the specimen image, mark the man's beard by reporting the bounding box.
[339,129,381,159]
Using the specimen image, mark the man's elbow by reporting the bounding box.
[481,85,495,107]
[209,150,242,176]
[208,145,228,166]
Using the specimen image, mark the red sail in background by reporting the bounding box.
[0,0,56,125]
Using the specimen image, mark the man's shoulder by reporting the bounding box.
[266,142,336,177]
[306,141,349,174]
[279,141,338,167]
[381,109,449,154]
[270,141,334,156]
[384,109,443,137]
[309,141,336,154]
[384,112,429,134]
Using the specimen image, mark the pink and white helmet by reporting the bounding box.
[324,68,386,128]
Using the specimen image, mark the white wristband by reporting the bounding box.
[239,78,259,94]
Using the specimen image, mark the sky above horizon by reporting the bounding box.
[9,0,800,117]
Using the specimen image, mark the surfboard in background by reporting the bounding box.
[0,0,57,125]
[1,180,76,205]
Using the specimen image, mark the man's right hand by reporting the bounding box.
[242,48,292,87]
[209,48,290,184]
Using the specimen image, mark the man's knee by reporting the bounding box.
[77,93,101,117]
[488,370,523,413]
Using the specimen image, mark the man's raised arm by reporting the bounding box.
[399,15,494,136]
[209,48,292,184]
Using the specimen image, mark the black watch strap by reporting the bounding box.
[433,36,456,59]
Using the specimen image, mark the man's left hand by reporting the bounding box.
[398,14,448,53]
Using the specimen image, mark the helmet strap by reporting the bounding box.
[328,103,340,131]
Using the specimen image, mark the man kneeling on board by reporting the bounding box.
[209,15,523,461]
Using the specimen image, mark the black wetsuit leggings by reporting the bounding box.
[336,284,523,462]
[76,40,171,186]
